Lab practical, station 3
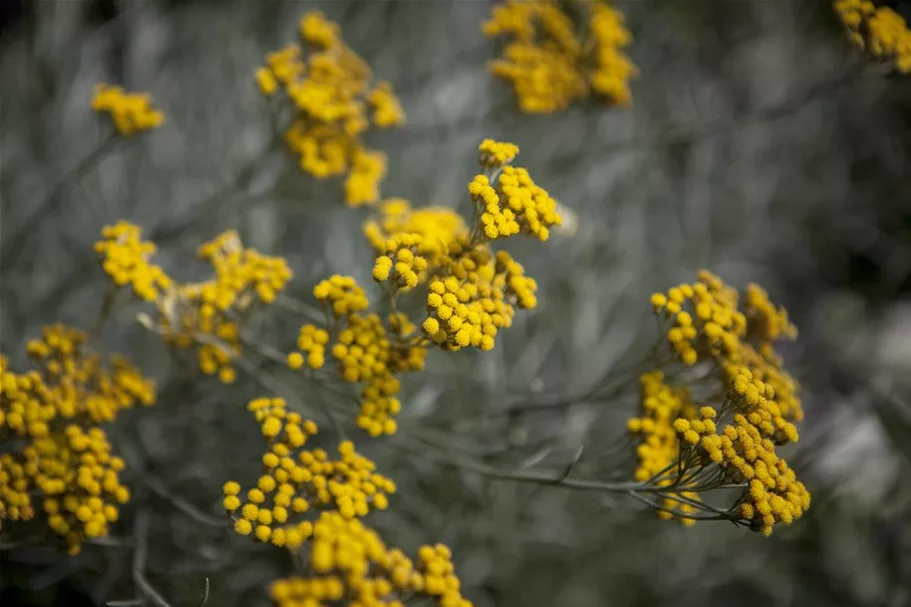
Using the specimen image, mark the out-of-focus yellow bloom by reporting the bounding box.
[589,2,639,106]
[835,0,911,73]
[627,371,701,525]
[364,199,468,266]
[489,41,588,114]
[300,10,341,49]
[345,149,388,208]
[483,0,637,113]
[288,324,330,370]
[312,275,370,317]
[257,11,405,205]
[91,83,164,135]
[20,325,156,424]
[1,327,152,553]
[24,426,131,555]
[270,512,470,607]
[0,451,35,531]
[369,81,406,128]
[120,228,293,384]
[95,221,172,302]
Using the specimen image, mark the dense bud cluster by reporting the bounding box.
[28,426,130,555]
[313,275,370,317]
[469,165,562,241]
[95,221,172,302]
[287,141,558,435]
[225,398,395,547]
[24,325,155,423]
[631,271,809,535]
[421,248,536,352]
[288,276,422,436]
[627,371,701,524]
[255,11,405,205]
[270,512,470,607]
[1,326,154,553]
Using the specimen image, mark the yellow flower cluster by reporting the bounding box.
[483,0,636,113]
[835,0,911,73]
[24,324,156,423]
[421,249,536,352]
[95,224,292,384]
[675,409,809,536]
[313,275,370,317]
[256,11,404,205]
[650,271,747,366]
[292,143,544,436]
[369,82,407,127]
[743,283,798,343]
[1,326,153,553]
[197,230,293,308]
[27,426,130,555]
[333,315,396,384]
[288,324,330,370]
[287,274,429,435]
[627,371,700,525]
[293,142,556,432]
[364,199,468,267]
[469,165,562,241]
[372,234,432,290]
[164,230,292,383]
[639,270,809,536]
[0,452,34,529]
[224,398,394,547]
[345,149,388,208]
[478,138,519,168]
[91,83,165,135]
[270,512,471,607]
[95,221,172,302]
[1,356,56,439]
[218,140,562,605]
[589,2,639,106]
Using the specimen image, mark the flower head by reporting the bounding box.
[91,84,164,135]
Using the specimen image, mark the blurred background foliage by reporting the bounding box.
[1,1,911,606]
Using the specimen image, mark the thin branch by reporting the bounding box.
[197,578,210,607]
[148,139,280,246]
[2,133,119,272]
[480,362,644,420]
[143,476,230,528]
[274,295,325,323]
[235,354,346,440]
[399,434,654,493]
[132,510,175,607]
[626,490,738,523]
